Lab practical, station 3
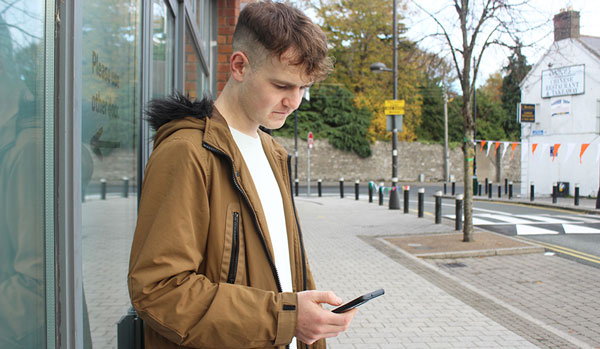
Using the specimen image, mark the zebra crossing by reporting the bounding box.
[444,212,600,236]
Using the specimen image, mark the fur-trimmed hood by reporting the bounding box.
[145,92,214,132]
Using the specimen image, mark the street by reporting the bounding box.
[296,181,600,269]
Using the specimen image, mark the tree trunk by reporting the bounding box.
[463,127,474,242]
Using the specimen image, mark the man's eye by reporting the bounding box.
[275,84,287,89]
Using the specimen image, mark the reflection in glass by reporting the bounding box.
[152,0,175,98]
[0,2,46,347]
[185,25,208,99]
[81,0,141,346]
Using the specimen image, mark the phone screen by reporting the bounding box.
[331,288,384,313]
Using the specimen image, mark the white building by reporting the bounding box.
[520,9,600,197]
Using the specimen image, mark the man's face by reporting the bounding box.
[238,51,312,131]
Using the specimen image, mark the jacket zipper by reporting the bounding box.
[202,142,283,292]
[286,155,308,292]
[287,155,310,349]
[227,212,240,284]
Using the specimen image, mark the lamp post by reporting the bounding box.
[370,0,400,209]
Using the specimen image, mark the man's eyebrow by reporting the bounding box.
[271,79,313,88]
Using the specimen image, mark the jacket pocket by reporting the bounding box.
[226,212,240,284]
[220,204,246,284]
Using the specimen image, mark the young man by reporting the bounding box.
[128,1,357,348]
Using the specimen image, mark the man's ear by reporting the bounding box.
[230,51,250,82]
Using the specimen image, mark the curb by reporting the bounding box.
[415,245,546,259]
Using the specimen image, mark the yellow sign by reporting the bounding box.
[384,99,405,115]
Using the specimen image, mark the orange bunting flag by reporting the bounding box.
[552,144,561,162]
[480,140,486,152]
[532,143,538,155]
[510,143,518,160]
[494,142,501,156]
[580,143,590,163]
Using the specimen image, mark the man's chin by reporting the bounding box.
[263,118,288,131]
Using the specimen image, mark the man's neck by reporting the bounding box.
[215,85,259,137]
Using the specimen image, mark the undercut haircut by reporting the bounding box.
[233,1,333,82]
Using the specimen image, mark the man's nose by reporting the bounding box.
[284,89,303,110]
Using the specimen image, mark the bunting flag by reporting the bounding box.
[540,144,550,159]
[532,143,538,155]
[552,144,561,162]
[510,143,518,160]
[580,143,590,163]
[494,142,501,156]
[501,142,509,159]
[564,143,575,162]
[486,141,494,157]
[480,140,486,152]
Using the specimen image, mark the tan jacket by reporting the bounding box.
[128,102,324,349]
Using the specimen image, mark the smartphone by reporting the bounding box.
[331,288,385,313]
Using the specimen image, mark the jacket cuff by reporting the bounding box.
[274,292,298,346]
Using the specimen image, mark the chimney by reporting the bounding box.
[553,9,580,41]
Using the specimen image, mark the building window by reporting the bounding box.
[185,24,209,99]
[152,0,175,98]
[0,1,49,346]
[81,0,142,346]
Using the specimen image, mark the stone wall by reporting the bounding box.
[275,137,521,183]
[86,137,522,185]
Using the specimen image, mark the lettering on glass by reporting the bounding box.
[90,51,120,118]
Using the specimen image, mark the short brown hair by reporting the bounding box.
[233,1,333,82]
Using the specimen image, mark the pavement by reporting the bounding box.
[81,189,600,348]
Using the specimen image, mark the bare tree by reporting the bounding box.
[410,0,542,242]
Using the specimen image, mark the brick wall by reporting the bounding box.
[217,0,240,94]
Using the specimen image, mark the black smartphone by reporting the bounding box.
[331,288,385,313]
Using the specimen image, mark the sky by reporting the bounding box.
[403,0,600,89]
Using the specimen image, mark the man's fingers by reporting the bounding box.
[311,290,342,306]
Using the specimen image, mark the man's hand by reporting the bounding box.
[295,290,358,345]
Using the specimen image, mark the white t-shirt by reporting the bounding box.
[229,127,294,294]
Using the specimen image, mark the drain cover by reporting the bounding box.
[441,262,467,268]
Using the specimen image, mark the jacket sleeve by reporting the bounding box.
[128,138,297,348]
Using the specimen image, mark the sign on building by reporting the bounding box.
[541,64,585,98]
[519,103,536,123]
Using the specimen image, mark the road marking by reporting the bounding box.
[519,238,600,265]
[516,215,568,224]
[515,225,560,235]
[562,224,600,234]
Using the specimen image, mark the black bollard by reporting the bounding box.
[478,183,482,196]
[509,181,513,200]
[530,182,535,202]
[389,186,401,210]
[100,179,107,200]
[488,182,493,199]
[485,178,489,194]
[444,182,447,195]
[339,178,344,198]
[498,185,502,198]
[295,178,299,197]
[596,188,600,209]
[574,184,579,206]
[355,180,360,200]
[451,181,456,196]
[504,178,508,194]
[368,181,373,203]
[455,194,463,231]
[379,185,384,206]
[122,177,129,198]
[552,183,557,204]
[435,191,442,224]
[318,179,322,197]
[403,186,410,213]
[418,188,424,218]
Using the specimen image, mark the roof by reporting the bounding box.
[578,35,600,59]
